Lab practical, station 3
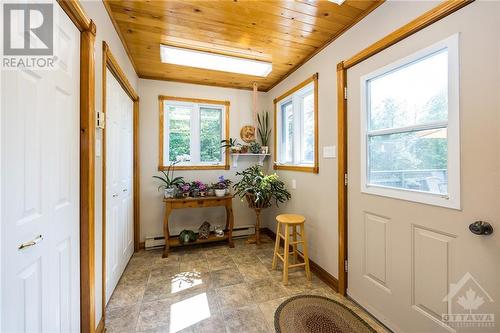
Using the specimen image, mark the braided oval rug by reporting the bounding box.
[274,295,377,333]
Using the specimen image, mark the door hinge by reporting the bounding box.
[344,86,348,100]
[344,260,348,272]
[344,173,348,186]
[96,110,105,129]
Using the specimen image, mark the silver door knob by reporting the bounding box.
[113,193,118,198]
[18,235,43,250]
[123,189,128,192]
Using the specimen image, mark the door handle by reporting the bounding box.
[113,193,118,198]
[123,189,128,192]
[18,235,43,250]
[469,221,493,235]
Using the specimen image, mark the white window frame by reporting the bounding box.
[276,82,315,167]
[163,100,227,167]
[360,34,460,209]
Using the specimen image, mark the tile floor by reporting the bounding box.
[106,235,389,333]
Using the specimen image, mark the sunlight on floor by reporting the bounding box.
[171,271,203,294]
[169,293,211,333]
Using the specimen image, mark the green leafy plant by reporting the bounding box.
[249,141,261,154]
[233,165,291,208]
[220,138,240,149]
[152,161,184,191]
[257,111,271,146]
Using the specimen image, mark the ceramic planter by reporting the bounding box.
[215,189,226,197]
[261,146,269,154]
[164,187,176,199]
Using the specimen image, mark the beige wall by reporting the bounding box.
[138,79,268,241]
[79,0,139,327]
[263,1,438,278]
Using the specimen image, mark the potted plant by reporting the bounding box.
[240,145,249,154]
[191,180,208,197]
[213,176,232,197]
[179,183,191,198]
[221,138,241,154]
[153,161,184,198]
[257,111,271,154]
[249,141,261,154]
[233,165,291,244]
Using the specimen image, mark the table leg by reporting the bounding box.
[226,201,234,248]
[162,204,172,258]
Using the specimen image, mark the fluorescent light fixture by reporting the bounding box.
[328,0,345,4]
[160,45,272,77]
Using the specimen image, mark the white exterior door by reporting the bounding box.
[347,3,499,333]
[105,69,134,303]
[1,3,81,332]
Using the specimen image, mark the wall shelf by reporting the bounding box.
[231,153,270,167]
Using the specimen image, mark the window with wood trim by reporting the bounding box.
[274,74,318,173]
[159,96,230,170]
[361,35,460,209]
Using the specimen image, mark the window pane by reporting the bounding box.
[168,105,191,162]
[368,49,448,131]
[281,101,293,163]
[368,128,448,195]
[301,92,314,163]
[200,107,222,162]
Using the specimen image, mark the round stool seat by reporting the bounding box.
[276,214,305,224]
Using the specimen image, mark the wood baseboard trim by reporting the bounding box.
[96,316,105,333]
[139,241,145,249]
[261,227,338,292]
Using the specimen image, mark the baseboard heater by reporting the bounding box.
[144,225,256,250]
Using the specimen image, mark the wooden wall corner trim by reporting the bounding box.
[102,0,139,74]
[96,317,105,333]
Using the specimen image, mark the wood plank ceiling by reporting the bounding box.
[104,0,383,91]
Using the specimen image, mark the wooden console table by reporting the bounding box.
[162,195,234,258]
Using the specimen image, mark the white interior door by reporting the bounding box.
[1,4,81,332]
[347,3,499,333]
[105,69,134,304]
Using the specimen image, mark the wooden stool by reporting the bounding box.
[272,214,311,285]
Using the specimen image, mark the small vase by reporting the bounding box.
[164,187,176,199]
[261,146,269,154]
[215,189,226,197]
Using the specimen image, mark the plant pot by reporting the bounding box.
[225,188,230,195]
[261,146,269,154]
[191,189,200,197]
[240,146,249,153]
[215,189,226,197]
[207,189,215,196]
[164,187,176,199]
[231,147,241,154]
[182,192,189,198]
[199,191,206,197]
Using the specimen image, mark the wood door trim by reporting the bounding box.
[336,0,474,296]
[57,0,93,33]
[57,1,97,332]
[101,41,140,327]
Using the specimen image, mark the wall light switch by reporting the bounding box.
[291,179,297,189]
[323,146,336,159]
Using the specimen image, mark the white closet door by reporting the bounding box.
[1,4,81,332]
[105,69,134,304]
